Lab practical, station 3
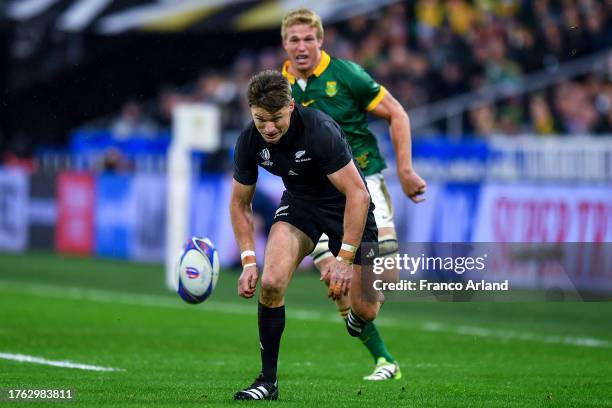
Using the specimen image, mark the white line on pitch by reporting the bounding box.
[420,322,610,348]
[0,281,609,349]
[0,352,125,372]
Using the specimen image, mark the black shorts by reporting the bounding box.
[272,191,378,265]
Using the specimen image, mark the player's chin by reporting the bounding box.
[263,134,281,143]
[300,63,315,72]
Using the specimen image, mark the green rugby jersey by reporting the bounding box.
[282,51,387,176]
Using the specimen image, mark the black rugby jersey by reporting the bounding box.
[233,106,353,201]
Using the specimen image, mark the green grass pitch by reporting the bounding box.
[0,252,611,407]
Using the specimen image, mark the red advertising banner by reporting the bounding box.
[56,172,95,255]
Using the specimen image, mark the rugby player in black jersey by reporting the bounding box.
[231,70,381,401]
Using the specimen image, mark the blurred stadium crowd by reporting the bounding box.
[1,0,610,269]
[102,0,612,145]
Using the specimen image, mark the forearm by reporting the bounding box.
[341,189,370,247]
[389,110,413,172]
[230,201,255,253]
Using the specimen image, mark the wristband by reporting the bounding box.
[336,256,353,265]
[241,250,256,266]
[240,250,255,260]
[340,243,357,253]
[337,247,356,262]
[243,262,257,268]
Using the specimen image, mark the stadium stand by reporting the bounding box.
[34,0,607,181]
[70,0,611,142]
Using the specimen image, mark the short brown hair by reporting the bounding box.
[281,8,324,40]
[247,70,292,112]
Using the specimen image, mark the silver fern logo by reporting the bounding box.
[274,205,289,218]
[294,149,311,162]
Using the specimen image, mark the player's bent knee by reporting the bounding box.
[260,276,285,305]
[352,302,379,322]
[260,276,284,294]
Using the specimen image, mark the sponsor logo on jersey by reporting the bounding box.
[288,170,299,176]
[186,267,200,279]
[355,152,370,169]
[294,149,311,162]
[260,148,273,166]
[301,99,315,107]
[274,205,289,218]
[325,81,338,97]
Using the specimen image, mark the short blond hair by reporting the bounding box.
[281,8,324,40]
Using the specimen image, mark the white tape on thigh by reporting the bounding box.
[379,234,398,257]
[311,235,333,263]
[365,173,394,229]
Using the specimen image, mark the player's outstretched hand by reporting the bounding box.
[238,265,258,299]
[399,168,427,203]
[327,260,352,300]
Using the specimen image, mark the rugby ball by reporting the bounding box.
[177,236,219,304]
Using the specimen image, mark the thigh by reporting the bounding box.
[365,173,395,230]
[262,221,315,292]
[378,226,396,239]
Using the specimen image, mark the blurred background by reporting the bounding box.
[0,0,610,292]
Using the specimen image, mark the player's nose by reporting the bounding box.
[264,122,276,133]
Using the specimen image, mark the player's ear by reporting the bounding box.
[289,99,295,113]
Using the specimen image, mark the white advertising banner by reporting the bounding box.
[473,184,612,293]
[473,184,612,243]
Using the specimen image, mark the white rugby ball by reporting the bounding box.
[177,236,219,304]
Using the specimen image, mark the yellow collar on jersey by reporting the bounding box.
[282,50,331,85]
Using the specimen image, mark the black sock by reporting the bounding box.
[258,302,285,383]
[346,309,366,337]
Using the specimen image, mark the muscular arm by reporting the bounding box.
[327,161,371,248]
[230,179,259,298]
[370,92,426,203]
[229,179,257,253]
[325,161,369,299]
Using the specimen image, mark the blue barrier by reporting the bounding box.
[95,173,132,259]
[70,129,171,158]
[66,130,492,163]
[412,139,490,161]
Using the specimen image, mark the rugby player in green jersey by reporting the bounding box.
[280,8,426,381]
